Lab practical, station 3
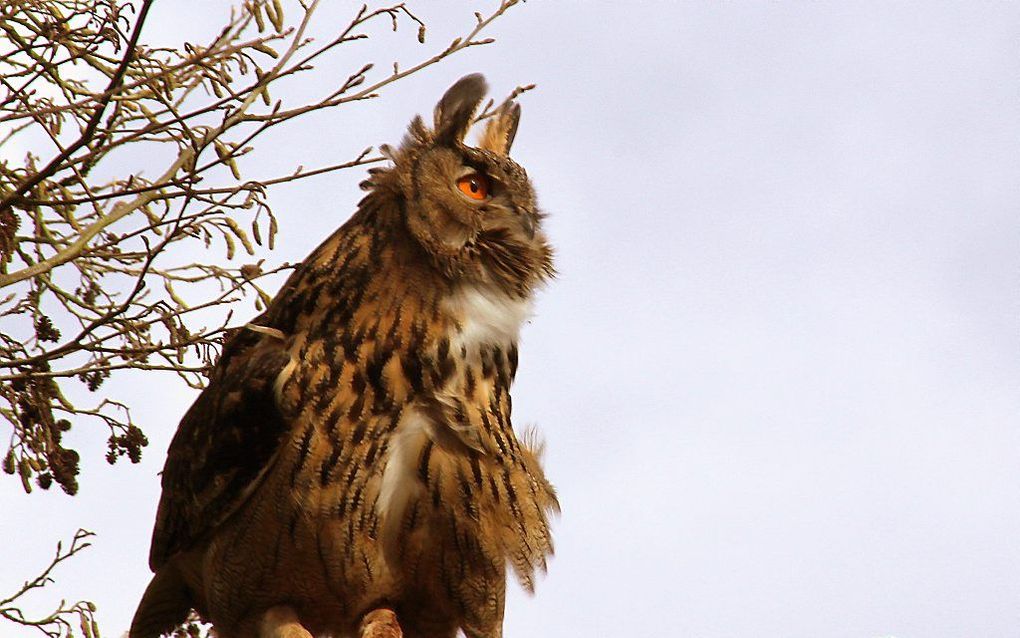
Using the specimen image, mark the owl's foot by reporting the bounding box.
[258,606,313,638]
[359,608,403,638]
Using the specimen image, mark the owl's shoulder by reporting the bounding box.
[149,325,295,570]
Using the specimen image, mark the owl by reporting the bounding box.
[129,74,557,638]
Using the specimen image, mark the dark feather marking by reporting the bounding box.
[407,500,421,530]
[341,459,361,491]
[386,408,403,433]
[350,483,365,513]
[431,482,442,508]
[320,442,344,486]
[323,402,346,440]
[492,346,509,387]
[488,475,502,504]
[490,393,520,457]
[300,282,323,315]
[480,347,494,380]
[384,302,404,348]
[368,510,380,539]
[313,375,333,413]
[418,440,434,482]
[401,353,424,394]
[348,386,368,422]
[362,551,374,581]
[336,492,349,518]
[480,411,507,457]
[507,343,519,379]
[458,469,479,521]
[409,317,427,348]
[502,468,522,521]
[342,329,367,364]
[350,419,367,446]
[432,347,456,387]
[351,373,366,395]
[367,228,386,267]
[363,437,382,468]
[469,455,483,486]
[292,425,315,484]
[365,350,388,396]
[359,499,375,535]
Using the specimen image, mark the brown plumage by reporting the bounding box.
[130,74,557,638]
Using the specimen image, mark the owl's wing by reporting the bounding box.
[148,325,295,570]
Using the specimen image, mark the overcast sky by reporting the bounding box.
[2,2,1019,637]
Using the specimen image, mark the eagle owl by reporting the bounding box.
[129,74,557,638]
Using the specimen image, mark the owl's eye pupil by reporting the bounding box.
[456,173,490,200]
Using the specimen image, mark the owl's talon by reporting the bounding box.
[258,605,313,638]
[359,608,403,638]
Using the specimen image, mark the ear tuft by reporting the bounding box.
[434,73,488,145]
[479,101,521,156]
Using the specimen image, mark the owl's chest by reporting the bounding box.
[374,285,528,522]
[280,283,528,508]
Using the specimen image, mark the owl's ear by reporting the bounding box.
[478,101,520,156]
[434,74,488,145]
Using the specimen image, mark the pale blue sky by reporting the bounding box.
[2,2,1019,636]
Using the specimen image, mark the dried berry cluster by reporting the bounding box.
[4,373,81,495]
[35,315,61,343]
[106,423,149,464]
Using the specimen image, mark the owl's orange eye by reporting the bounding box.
[456,173,490,200]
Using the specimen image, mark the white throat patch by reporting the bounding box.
[446,285,531,353]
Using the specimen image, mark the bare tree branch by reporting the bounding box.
[0,1,155,215]
[0,529,99,638]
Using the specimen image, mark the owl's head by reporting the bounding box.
[366,74,552,297]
